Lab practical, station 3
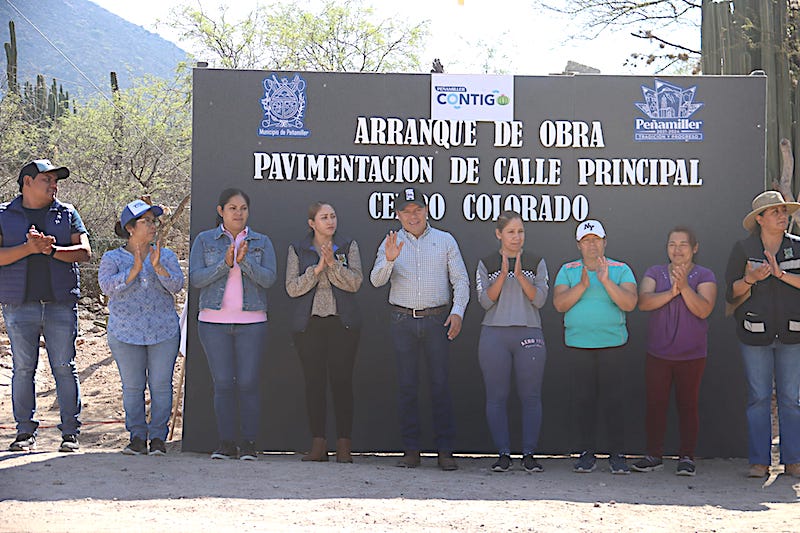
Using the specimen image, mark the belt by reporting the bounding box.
[392,305,448,318]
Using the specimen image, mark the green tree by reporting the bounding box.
[164,0,429,72]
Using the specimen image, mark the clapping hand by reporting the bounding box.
[26,225,55,255]
[764,250,783,279]
[236,240,248,264]
[513,251,522,277]
[670,263,688,295]
[150,240,168,276]
[596,256,609,283]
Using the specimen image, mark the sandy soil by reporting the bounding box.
[1,307,799,532]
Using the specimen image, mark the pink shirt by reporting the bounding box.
[198,226,267,324]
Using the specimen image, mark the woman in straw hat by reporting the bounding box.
[724,191,800,479]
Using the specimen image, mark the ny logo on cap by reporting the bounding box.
[583,222,595,230]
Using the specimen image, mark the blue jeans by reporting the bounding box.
[478,326,546,456]
[3,301,80,436]
[390,311,455,451]
[197,321,268,442]
[740,340,800,465]
[108,333,180,441]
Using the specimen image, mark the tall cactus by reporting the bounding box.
[702,0,798,193]
[4,20,18,94]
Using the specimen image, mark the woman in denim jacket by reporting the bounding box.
[189,188,276,460]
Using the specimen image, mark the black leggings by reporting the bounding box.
[293,316,360,438]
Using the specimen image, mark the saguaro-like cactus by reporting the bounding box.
[702,0,798,193]
[4,20,18,94]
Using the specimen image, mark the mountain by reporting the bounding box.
[1,0,188,98]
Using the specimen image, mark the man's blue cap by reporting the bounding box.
[18,159,70,187]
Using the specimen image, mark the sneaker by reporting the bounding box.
[148,438,167,456]
[748,464,769,478]
[59,434,79,453]
[609,453,630,475]
[573,451,596,473]
[631,455,663,472]
[491,454,512,472]
[9,433,36,452]
[122,436,147,455]
[211,441,238,460]
[676,457,696,476]
[239,440,258,461]
[523,454,544,473]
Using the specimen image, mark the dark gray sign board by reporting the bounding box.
[185,69,766,457]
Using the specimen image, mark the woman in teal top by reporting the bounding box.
[553,219,637,475]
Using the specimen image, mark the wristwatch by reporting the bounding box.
[49,246,57,256]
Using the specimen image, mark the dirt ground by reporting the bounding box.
[1,308,799,532]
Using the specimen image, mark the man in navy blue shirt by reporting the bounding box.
[0,159,92,452]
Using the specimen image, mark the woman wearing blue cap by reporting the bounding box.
[98,199,184,456]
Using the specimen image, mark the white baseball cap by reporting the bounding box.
[576,220,606,241]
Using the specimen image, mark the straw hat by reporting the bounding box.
[742,191,800,232]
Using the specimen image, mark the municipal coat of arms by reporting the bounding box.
[258,74,311,138]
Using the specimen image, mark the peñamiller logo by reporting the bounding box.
[633,79,704,142]
[258,74,311,138]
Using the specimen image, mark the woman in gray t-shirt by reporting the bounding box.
[475,211,549,473]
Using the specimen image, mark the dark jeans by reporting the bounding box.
[197,321,268,442]
[293,316,360,439]
[568,346,627,454]
[390,310,455,452]
[644,353,706,459]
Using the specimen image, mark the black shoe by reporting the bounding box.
[148,438,167,456]
[631,455,663,472]
[211,441,238,459]
[239,440,258,461]
[609,453,631,475]
[9,433,36,452]
[491,454,512,472]
[59,434,79,453]
[122,437,147,455]
[523,454,544,473]
[676,457,696,477]
[573,451,596,473]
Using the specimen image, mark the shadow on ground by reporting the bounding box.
[1,447,798,512]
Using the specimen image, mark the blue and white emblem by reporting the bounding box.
[633,79,704,142]
[258,74,311,138]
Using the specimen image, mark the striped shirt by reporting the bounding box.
[370,224,469,317]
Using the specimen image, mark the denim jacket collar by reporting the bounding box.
[213,224,253,242]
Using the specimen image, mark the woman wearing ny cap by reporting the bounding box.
[189,188,276,461]
[552,219,638,475]
[725,191,800,479]
[98,199,184,456]
[286,201,362,463]
[476,211,548,473]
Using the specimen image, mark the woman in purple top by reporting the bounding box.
[633,227,717,476]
